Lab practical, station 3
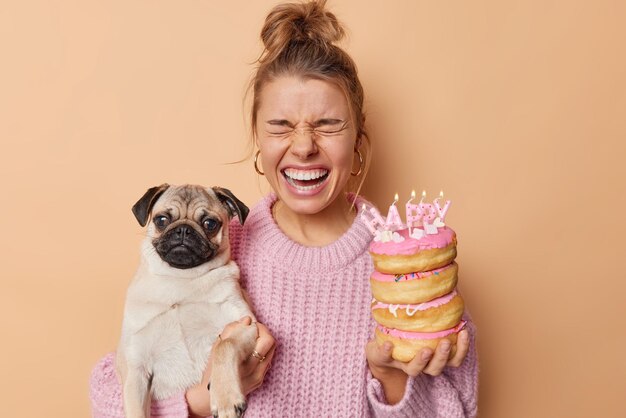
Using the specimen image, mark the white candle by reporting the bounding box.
[419,202,437,223]
[406,190,416,235]
[419,190,437,234]
[370,206,386,227]
[360,204,385,234]
[386,193,404,231]
[406,190,423,236]
[434,190,451,223]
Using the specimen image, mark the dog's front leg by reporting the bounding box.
[122,366,152,418]
[209,323,258,418]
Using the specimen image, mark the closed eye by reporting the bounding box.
[265,119,295,136]
[312,119,349,136]
[264,119,349,136]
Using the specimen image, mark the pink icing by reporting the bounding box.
[371,263,455,282]
[377,320,467,340]
[371,290,458,314]
[369,227,456,256]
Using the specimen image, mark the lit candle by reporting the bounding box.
[434,190,451,223]
[386,193,404,231]
[419,190,438,234]
[360,203,386,235]
[406,190,415,235]
[405,190,422,236]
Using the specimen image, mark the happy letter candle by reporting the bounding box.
[418,190,438,235]
[360,204,386,234]
[434,190,451,223]
[406,190,416,235]
[405,190,422,232]
[386,193,404,231]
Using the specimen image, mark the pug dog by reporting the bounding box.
[116,184,258,418]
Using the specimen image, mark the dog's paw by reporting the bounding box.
[234,402,248,416]
[210,386,247,418]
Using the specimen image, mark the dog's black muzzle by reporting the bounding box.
[154,224,216,269]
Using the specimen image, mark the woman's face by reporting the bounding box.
[255,76,358,216]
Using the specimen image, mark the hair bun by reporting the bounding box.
[260,0,345,62]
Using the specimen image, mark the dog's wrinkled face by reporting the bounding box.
[132,184,248,270]
[151,187,223,269]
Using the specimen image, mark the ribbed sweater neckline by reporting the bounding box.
[246,193,373,273]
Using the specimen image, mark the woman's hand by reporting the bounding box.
[365,329,470,404]
[186,317,276,417]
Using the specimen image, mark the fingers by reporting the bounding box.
[239,316,253,326]
[367,340,416,378]
[243,344,275,395]
[241,322,277,395]
[366,340,394,370]
[422,339,453,376]
[252,322,276,363]
[402,347,433,377]
[241,321,276,377]
[367,334,467,380]
[254,323,276,357]
[218,316,256,341]
[447,329,469,368]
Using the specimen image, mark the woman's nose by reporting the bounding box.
[289,128,318,159]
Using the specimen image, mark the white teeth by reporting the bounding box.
[284,168,328,181]
[283,168,329,191]
[287,181,319,191]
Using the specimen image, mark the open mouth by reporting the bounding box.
[282,168,329,191]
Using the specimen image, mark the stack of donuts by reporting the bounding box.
[369,226,466,362]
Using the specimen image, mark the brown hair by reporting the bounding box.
[248,0,371,194]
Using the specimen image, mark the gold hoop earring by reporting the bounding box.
[351,149,364,176]
[254,150,265,175]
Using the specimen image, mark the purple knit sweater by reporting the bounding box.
[90,194,478,417]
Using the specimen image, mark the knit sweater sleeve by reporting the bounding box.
[366,317,478,418]
[228,218,244,265]
[89,353,189,418]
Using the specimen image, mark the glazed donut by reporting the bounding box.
[370,262,458,304]
[369,227,457,274]
[374,321,466,362]
[371,290,464,332]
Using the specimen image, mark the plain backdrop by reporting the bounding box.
[1,1,625,417]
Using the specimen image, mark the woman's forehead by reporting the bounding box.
[258,76,350,119]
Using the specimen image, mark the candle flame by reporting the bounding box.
[362,204,366,210]
[439,190,444,198]
[394,193,399,202]
[422,190,426,197]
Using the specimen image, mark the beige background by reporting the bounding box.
[1,1,625,417]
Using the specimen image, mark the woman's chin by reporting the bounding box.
[279,194,331,215]
[277,186,336,216]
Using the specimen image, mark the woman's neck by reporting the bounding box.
[272,194,356,247]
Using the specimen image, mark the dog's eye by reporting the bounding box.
[154,215,170,230]
[202,218,219,232]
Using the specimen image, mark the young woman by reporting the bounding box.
[90,1,478,416]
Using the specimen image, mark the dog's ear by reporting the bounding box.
[132,184,170,227]
[213,187,249,225]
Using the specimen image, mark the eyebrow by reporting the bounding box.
[265,118,345,128]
